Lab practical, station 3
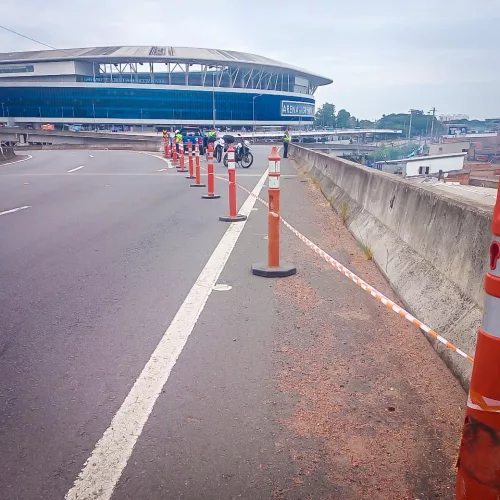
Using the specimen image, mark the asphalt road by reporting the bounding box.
[0,147,466,500]
[0,148,272,500]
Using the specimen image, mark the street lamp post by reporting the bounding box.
[212,72,216,128]
[252,94,263,139]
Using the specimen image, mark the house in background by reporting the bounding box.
[375,152,467,177]
[429,141,470,156]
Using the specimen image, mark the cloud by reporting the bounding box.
[0,0,498,118]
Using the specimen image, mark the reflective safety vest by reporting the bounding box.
[175,133,182,143]
[208,130,216,137]
[284,134,291,143]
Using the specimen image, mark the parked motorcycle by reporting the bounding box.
[213,137,225,163]
[223,139,253,168]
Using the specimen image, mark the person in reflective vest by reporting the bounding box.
[175,130,182,152]
[283,130,291,158]
[205,127,217,150]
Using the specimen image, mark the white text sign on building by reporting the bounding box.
[280,101,315,117]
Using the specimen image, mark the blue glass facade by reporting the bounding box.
[0,85,315,123]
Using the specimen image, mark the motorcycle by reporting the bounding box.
[223,139,253,168]
[213,137,225,163]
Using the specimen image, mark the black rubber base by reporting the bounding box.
[219,214,247,222]
[190,183,206,188]
[202,194,221,199]
[251,262,297,278]
[177,169,188,173]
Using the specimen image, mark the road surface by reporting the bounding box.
[0,147,466,499]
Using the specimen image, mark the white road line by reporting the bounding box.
[0,205,31,216]
[67,166,85,173]
[0,155,33,167]
[136,151,174,168]
[65,168,269,500]
[154,168,168,172]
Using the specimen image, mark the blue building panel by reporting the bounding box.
[0,86,315,123]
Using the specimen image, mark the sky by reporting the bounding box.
[0,0,498,120]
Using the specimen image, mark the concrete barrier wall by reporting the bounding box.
[290,144,494,387]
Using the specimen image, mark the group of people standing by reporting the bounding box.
[172,127,292,158]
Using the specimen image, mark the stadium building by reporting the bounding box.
[0,46,332,129]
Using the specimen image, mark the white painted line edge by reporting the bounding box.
[65,168,269,500]
[0,155,33,167]
[136,151,174,169]
[67,166,85,173]
[0,205,31,216]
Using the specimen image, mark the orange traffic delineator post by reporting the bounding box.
[219,144,247,222]
[252,146,296,278]
[173,137,178,164]
[163,137,169,158]
[456,183,500,499]
[202,143,220,200]
[190,141,205,188]
[177,141,187,173]
[186,142,195,179]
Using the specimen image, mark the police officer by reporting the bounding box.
[204,127,216,149]
[175,129,182,152]
[283,130,291,158]
[208,127,217,141]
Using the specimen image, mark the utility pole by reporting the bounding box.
[408,109,418,141]
[429,107,436,142]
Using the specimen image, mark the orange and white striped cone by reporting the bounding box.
[252,146,296,278]
[219,144,247,222]
[163,137,169,158]
[186,142,195,179]
[190,141,205,188]
[202,142,220,200]
[173,138,178,165]
[177,141,187,173]
[456,183,500,499]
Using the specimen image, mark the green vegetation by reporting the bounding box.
[315,104,495,136]
[314,105,444,137]
[339,202,349,225]
[361,244,373,260]
[367,143,419,162]
[314,103,336,128]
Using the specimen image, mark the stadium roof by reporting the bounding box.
[0,46,333,86]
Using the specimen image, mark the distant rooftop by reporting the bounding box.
[378,152,467,164]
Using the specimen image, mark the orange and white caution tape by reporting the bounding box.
[280,217,474,363]
[204,164,475,364]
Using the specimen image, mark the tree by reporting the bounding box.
[314,103,336,128]
[378,113,444,137]
[347,116,358,128]
[359,119,375,128]
[336,109,351,128]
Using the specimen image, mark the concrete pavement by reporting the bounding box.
[0,147,466,499]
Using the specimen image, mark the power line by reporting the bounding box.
[0,24,59,50]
